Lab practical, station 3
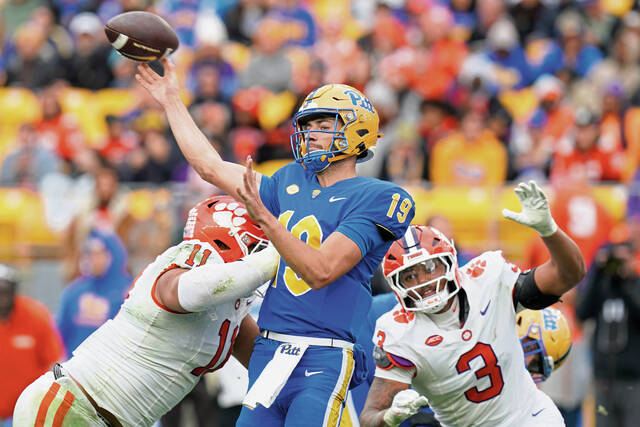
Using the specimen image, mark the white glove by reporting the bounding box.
[383,389,429,427]
[502,181,558,237]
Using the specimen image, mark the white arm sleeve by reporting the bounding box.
[374,366,415,385]
[177,245,279,312]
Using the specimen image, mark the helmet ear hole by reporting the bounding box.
[213,240,231,251]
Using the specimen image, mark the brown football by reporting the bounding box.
[104,11,179,62]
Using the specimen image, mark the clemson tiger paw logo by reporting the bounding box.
[393,309,415,323]
[212,202,248,227]
[466,260,487,278]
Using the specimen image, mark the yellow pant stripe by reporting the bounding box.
[325,349,355,427]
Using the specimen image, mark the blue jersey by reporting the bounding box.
[258,162,415,342]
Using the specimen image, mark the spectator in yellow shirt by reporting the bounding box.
[429,110,507,186]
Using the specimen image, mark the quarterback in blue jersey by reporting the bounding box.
[136,59,415,426]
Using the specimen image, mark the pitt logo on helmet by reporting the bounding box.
[542,308,559,330]
[290,84,381,173]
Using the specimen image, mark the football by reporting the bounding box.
[104,11,179,62]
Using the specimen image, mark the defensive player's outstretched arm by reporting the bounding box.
[360,377,426,427]
[533,228,586,295]
[154,246,279,313]
[135,59,256,200]
[237,159,363,289]
[503,181,586,296]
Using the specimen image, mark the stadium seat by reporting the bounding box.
[0,189,60,260]
[95,88,139,117]
[58,88,108,146]
[0,88,41,157]
[0,88,41,126]
[407,185,497,256]
[591,184,627,221]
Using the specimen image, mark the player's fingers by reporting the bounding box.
[242,164,251,186]
[242,162,255,194]
[526,180,538,197]
[502,209,521,222]
[135,74,150,89]
[514,187,527,203]
[517,182,531,198]
[413,396,429,408]
[245,156,259,189]
[135,66,149,83]
[530,180,547,201]
[138,63,157,82]
[236,186,247,202]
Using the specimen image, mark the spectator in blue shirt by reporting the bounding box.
[57,230,131,356]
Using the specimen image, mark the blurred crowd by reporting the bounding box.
[2,0,640,426]
[1,0,640,190]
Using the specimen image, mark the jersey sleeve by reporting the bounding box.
[259,173,280,217]
[475,250,522,294]
[336,185,415,256]
[374,363,415,384]
[372,310,418,384]
[496,251,523,294]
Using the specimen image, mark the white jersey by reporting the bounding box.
[63,240,253,427]
[374,251,562,427]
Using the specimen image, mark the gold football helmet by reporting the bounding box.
[290,84,381,172]
[516,307,571,383]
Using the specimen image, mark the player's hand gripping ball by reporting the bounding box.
[104,11,178,62]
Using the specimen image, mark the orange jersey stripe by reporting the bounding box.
[35,382,61,426]
[52,391,75,427]
[150,263,186,314]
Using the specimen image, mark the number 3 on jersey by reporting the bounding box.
[456,342,504,403]
[275,211,323,296]
[386,193,412,223]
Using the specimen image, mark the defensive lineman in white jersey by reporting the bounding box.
[14,196,278,427]
[360,181,586,427]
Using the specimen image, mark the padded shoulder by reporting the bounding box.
[373,308,420,368]
[347,179,415,240]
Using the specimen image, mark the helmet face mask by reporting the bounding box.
[516,308,571,383]
[520,325,554,383]
[291,111,350,172]
[384,226,461,314]
[290,84,380,173]
[240,231,269,255]
[391,256,458,313]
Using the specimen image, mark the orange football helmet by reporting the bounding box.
[183,196,268,263]
[383,225,461,314]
